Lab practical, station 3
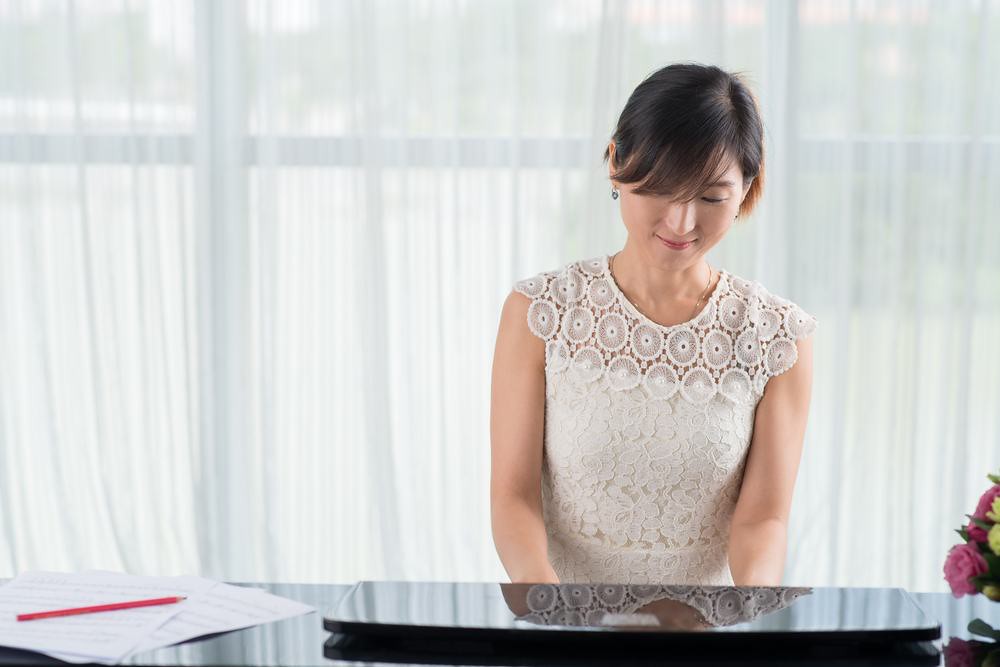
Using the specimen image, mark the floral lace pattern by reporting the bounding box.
[513,255,818,585]
[515,583,814,628]
[515,255,817,401]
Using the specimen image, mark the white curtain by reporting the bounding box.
[0,0,997,593]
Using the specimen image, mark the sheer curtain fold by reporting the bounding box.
[0,0,997,591]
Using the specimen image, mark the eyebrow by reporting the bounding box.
[709,179,736,188]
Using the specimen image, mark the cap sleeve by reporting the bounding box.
[513,270,562,341]
[759,295,818,382]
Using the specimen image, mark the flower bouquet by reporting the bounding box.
[942,468,1000,666]
[944,469,1000,600]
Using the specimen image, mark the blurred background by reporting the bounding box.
[0,0,998,592]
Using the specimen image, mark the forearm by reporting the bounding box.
[491,495,559,583]
[728,518,787,586]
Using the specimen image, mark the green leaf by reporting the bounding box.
[985,553,1000,578]
[971,517,995,531]
[958,528,970,542]
[968,617,1000,640]
[987,473,1000,484]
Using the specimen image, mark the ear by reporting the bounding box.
[607,141,620,187]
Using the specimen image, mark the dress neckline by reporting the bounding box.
[602,253,728,332]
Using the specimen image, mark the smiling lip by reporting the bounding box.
[657,235,694,249]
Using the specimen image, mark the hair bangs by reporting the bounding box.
[616,139,736,201]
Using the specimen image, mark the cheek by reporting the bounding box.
[620,199,655,228]
[701,205,738,225]
[695,211,735,237]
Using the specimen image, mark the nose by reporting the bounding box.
[662,199,697,237]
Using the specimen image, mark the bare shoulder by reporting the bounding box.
[495,290,544,370]
[502,288,532,317]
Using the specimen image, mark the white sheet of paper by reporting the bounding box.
[44,572,314,661]
[0,571,213,662]
[126,580,315,655]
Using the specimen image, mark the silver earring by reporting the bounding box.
[611,186,620,200]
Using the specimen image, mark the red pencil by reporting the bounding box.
[16,595,186,622]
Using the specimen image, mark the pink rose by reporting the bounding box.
[967,485,1000,542]
[943,637,978,667]
[943,543,989,597]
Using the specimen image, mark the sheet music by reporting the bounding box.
[0,571,214,662]
[127,579,315,655]
[0,571,315,664]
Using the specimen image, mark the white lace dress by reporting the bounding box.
[513,254,818,586]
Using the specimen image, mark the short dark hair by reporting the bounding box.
[603,63,765,217]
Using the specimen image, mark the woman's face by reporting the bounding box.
[610,147,750,270]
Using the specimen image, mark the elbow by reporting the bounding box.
[731,515,787,532]
[728,518,788,587]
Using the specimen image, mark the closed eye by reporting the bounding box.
[701,197,726,204]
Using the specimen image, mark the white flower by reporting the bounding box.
[765,337,797,376]
[515,273,548,297]
[597,312,628,351]
[665,327,698,365]
[680,367,717,404]
[587,277,615,308]
[735,329,763,366]
[579,256,606,275]
[643,363,679,399]
[719,295,748,332]
[783,305,815,339]
[703,330,733,369]
[561,305,594,343]
[719,368,752,404]
[631,323,663,360]
[755,307,780,341]
[607,355,641,390]
[550,269,585,306]
[527,299,558,339]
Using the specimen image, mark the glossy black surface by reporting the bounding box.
[322,582,941,663]
[0,581,994,666]
[325,582,938,639]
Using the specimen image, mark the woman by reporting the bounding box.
[490,63,817,586]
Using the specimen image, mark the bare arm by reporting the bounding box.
[729,333,815,586]
[490,290,559,583]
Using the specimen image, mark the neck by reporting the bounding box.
[610,243,713,309]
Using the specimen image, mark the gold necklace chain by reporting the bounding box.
[609,252,714,323]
